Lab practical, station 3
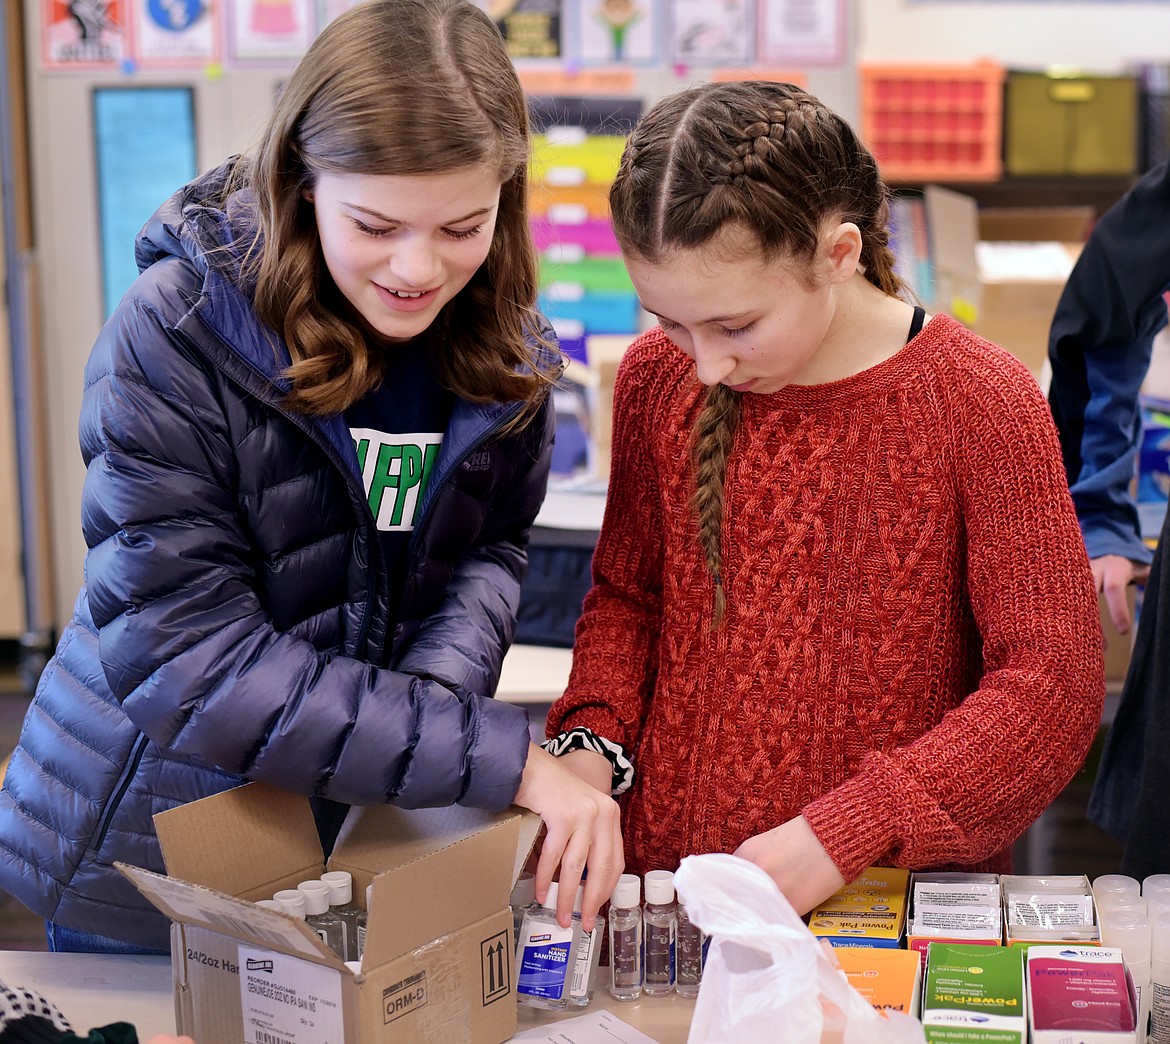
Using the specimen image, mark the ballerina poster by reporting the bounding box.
[227,0,315,63]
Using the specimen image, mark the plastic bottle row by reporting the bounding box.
[255,870,368,965]
[511,868,707,1011]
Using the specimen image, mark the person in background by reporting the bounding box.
[1048,159,1170,876]
[543,80,1105,914]
[0,0,621,954]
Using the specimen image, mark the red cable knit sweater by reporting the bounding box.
[546,315,1105,884]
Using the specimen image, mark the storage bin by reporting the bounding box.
[860,62,1005,182]
[1004,69,1139,176]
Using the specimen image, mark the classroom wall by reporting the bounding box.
[18,0,1170,631]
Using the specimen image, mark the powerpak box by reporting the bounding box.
[807,867,910,948]
[117,782,540,1044]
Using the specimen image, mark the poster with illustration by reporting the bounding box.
[572,0,659,66]
[488,0,563,60]
[759,0,845,66]
[669,0,753,66]
[316,0,363,30]
[131,0,221,66]
[227,0,315,63]
[42,0,128,68]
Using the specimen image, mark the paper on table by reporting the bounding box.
[507,1009,663,1043]
[975,241,1077,281]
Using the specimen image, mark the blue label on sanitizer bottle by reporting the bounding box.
[517,924,575,998]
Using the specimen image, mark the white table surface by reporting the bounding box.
[496,642,574,705]
[0,950,693,1043]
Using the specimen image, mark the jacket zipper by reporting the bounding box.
[92,733,149,852]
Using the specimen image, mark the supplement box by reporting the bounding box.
[1000,874,1101,947]
[921,942,1026,1043]
[117,781,541,1044]
[1026,946,1137,1043]
[807,866,910,948]
[833,945,923,1018]
[906,872,1003,967]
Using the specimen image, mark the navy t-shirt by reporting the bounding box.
[346,341,454,599]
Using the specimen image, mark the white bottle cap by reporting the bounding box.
[1097,892,1148,918]
[255,899,284,912]
[511,872,536,908]
[1152,911,1170,965]
[366,884,374,909]
[344,960,363,975]
[298,881,330,916]
[321,870,353,905]
[273,889,306,919]
[611,873,640,909]
[1100,907,1152,967]
[1094,874,1141,898]
[573,884,585,915]
[644,870,675,905]
[544,880,561,911]
[1144,874,1170,902]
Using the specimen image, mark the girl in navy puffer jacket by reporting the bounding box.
[0,0,622,952]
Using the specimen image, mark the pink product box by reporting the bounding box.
[531,217,620,255]
[1027,946,1137,1043]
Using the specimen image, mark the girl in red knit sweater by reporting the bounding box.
[542,80,1106,915]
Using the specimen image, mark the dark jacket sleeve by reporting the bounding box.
[80,293,532,812]
[1048,160,1170,564]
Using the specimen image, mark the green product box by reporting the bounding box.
[921,942,1026,1044]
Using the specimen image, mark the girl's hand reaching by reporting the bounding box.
[733,815,847,916]
[513,743,623,932]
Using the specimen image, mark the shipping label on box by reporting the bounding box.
[239,945,345,1044]
[807,867,910,948]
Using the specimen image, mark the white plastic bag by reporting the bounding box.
[673,853,926,1044]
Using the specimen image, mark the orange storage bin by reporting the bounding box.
[860,62,1005,183]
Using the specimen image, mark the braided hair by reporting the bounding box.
[609,81,903,625]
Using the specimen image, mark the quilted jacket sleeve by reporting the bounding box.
[79,287,532,812]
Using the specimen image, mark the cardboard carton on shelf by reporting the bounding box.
[117,781,540,1044]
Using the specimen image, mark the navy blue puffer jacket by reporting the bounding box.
[0,164,552,948]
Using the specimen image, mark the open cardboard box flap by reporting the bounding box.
[121,781,541,970]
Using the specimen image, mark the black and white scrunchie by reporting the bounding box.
[541,726,634,796]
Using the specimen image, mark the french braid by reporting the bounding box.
[610,81,904,624]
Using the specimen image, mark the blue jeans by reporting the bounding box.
[46,921,169,956]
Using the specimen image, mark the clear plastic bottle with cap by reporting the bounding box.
[1101,905,1152,1038]
[568,884,602,1007]
[675,896,706,998]
[298,880,346,959]
[609,874,642,1001]
[255,899,285,913]
[1095,873,1142,904]
[515,880,580,1011]
[643,870,676,996]
[1151,911,1170,1044]
[319,871,363,961]
[356,884,373,960]
[510,872,536,954]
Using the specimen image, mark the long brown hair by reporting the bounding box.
[241,0,554,417]
[609,80,904,624]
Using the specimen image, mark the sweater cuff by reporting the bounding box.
[801,758,907,883]
[460,696,533,811]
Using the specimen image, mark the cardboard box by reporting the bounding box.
[807,867,910,949]
[1026,945,1137,1042]
[921,942,1026,1043]
[1000,874,1100,948]
[834,945,923,1017]
[906,872,1003,968]
[117,782,540,1044]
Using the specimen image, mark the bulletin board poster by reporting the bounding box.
[130,0,221,67]
[93,87,197,318]
[42,0,128,69]
[316,0,364,30]
[227,0,316,63]
[759,0,845,67]
[669,0,754,67]
[571,0,660,66]
[492,0,563,60]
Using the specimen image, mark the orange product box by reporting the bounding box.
[834,945,923,1018]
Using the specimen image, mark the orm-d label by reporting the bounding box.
[383,970,427,1024]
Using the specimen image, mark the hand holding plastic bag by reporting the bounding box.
[673,853,925,1044]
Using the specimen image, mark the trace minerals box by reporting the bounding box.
[806,867,910,948]
[834,945,923,1018]
[921,942,1026,1044]
[117,781,540,1044]
[1026,945,1137,1044]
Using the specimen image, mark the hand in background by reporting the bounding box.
[514,743,623,932]
[733,815,846,916]
[1092,554,1151,635]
